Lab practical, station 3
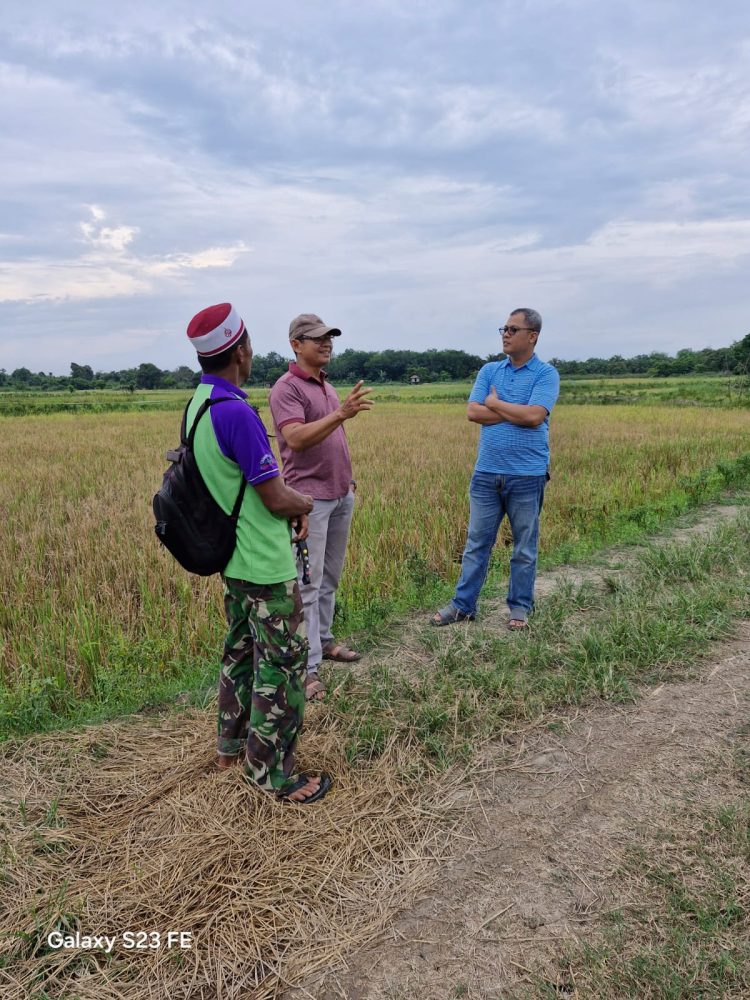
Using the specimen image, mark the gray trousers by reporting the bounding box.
[301,491,355,673]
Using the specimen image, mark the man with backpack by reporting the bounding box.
[185,302,332,804]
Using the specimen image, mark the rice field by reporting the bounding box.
[2,394,750,734]
[1,370,747,416]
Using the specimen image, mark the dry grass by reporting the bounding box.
[3,402,750,714]
[0,709,458,999]
[2,400,750,997]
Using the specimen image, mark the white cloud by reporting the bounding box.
[596,50,750,150]
[426,86,565,148]
[0,262,148,303]
[146,244,251,277]
[80,214,139,253]
[0,206,251,304]
[585,219,750,266]
[1,1,749,373]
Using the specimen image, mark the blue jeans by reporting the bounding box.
[453,472,547,620]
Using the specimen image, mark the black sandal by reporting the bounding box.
[276,771,333,805]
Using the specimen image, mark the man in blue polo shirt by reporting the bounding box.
[431,308,559,630]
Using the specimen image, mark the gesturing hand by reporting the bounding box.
[339,380,374,420]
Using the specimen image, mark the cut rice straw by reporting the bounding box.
[0,708,459,999]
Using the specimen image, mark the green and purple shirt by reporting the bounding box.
[189,376,296,584]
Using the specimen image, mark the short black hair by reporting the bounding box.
[198,330,249,373]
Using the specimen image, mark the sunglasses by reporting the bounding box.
[499,325,534,336]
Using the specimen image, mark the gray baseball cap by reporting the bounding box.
[288,313,342,341]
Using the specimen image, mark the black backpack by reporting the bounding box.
[153,396,247,576]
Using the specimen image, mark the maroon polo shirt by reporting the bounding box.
[268,362,353,500]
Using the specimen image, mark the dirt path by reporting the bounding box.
[532,500,744,602]
[346,501,745,681]
[302,625,750,999]
[294,502,750,998]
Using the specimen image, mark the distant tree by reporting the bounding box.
[628,354,653,374]
[118,368,138,388]
[650,360,673,378]
[327,349,370,382]
[171,365,200,388]
[731,333,750,372]
[673,349,697,375]
[135,363,164,389]
[607,355,627,375]
[70,362,94,389]
[259,351,287,385]
[7,337,750,393]
[11,367,33,384]
[363,354,387,382]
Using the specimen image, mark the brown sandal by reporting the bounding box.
[305,673,326,701]
[322,641,361,663]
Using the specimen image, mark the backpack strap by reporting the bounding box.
[179,397,191,446]
[229,475,248,522]
[183,394,249,519]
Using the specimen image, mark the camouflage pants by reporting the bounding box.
[219,577,308,792]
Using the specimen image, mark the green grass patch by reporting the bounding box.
[329,514,750,765]
[0,644,217,739]
[5,373,749,417]
[509,454,750,577]
[536,802,750,998]
[558,373,750,408]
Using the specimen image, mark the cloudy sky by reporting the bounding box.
[1,0,749,374]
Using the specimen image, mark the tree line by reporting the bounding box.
[2,336,749,391]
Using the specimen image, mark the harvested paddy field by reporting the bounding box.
[2,501,750,998]
[0,715,455,999]
[2,392,750,996]
[3,398,750,732]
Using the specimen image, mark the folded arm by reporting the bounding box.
[467,402,505,425]
[468,386,548,427]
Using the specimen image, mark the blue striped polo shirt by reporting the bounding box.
[468,354,560,476]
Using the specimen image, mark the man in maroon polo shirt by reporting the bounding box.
[269,314,373,700]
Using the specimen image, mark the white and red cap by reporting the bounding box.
[186,303,246,357]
